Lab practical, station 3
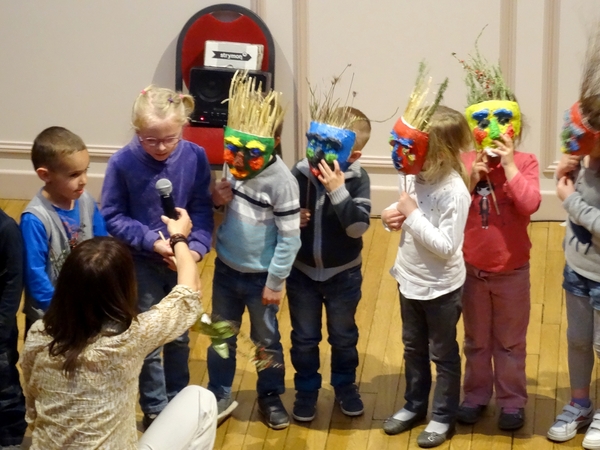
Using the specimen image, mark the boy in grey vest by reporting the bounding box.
[20,127,107,332]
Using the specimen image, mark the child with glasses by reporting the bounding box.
[101,85,214,430]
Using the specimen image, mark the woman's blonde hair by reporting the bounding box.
[421,105,471,187]
[131,85,195,131]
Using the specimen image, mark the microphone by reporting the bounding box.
[155,178,178,219]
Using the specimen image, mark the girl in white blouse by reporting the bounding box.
[381,106,472,448]
[20,208,216,449]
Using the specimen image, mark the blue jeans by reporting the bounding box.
[207,258,285,399]
[563,263,600,310]
[287,265,362,392]
[400,287,462,424]
[0,320,26,446]
[135,257,190,415]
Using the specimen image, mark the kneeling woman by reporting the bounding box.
[20,208,216,450]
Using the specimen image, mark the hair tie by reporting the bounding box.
[179,94,184,99]
[168,97,174,103]
[140,89,147,95]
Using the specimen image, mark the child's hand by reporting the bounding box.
[556,175,576,201]
[470,151,489,191]
[556,154,582,179]
[300,208,311,228]
[493,134,517,178]
[212,177,233,207]
[381,208,406,231]
[153,239,174,259]
[317,159,345,192]
[396,191,418,217]
[262,286,282,306]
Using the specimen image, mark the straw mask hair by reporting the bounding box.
[226,71,285,137]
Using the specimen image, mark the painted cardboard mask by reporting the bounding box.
[465,100,521,154]
[561,101,600,155]
[389,117,429,175]
[224,127,275,180]
[306,121,356,177]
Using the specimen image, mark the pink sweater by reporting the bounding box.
[461,151,541,272]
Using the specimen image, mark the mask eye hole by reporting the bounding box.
[226,143,238,152]
[494,109,514,126]
[248,148,262,158]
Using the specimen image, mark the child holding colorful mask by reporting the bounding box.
[454,46,541,432]
[287,102,371,422]
[547,32,600,449]
[382,65,471,448]
[209,73,300,429]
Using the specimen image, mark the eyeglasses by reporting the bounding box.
[138,136,181,148]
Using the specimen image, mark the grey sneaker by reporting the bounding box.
[217,397,239,425]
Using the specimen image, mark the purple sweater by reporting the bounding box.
[101,138,213,261]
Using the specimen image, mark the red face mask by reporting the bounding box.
[561,101,600,156]
[389,117,429,175]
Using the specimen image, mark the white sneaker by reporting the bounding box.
[547,402,594,442]
[583,410,600,449]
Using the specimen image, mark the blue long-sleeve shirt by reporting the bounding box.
[20,200,107,311]
[0,209,23,341]
[101,138,213,261]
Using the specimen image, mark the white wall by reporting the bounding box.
[1,0,598,220]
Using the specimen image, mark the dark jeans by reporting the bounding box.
[400,287,462,424]
[135,257,190,415]
[0,321,26,446]
[207,258,285,399]
[287,265,362,392]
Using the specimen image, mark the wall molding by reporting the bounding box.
[540,0,560,171]
[293,0,309,162]
[499,0,517,89]
[0,141,119,159]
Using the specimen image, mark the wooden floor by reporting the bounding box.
[1,198,581,449]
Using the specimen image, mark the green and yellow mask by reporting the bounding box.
[465,100,521,154]
[224,127,275,180]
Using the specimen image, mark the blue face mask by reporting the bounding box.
[305,121,356,176]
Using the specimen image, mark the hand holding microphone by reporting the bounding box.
[155,178,179,219]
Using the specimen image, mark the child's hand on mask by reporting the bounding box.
[556,154,582,179]
[493,134,518,180]
[397,191,418,217]
[317,159,345,192]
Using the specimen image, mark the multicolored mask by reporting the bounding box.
[306,121,356,177]
[561,101,600,155]
[224,127,275,180]
[389,116,429,175]
[465,100,521,154]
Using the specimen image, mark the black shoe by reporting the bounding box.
[498,407,525,431]
[142,413,158,431]
[383,411,427,435]
[457,403,485,424]
[258,394,290,430]
[334,384,364,416]
[293,390,318,422]
[416,424,455,448]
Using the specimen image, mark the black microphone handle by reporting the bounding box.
[160,195,178,220]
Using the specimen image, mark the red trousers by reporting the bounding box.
[461,263,530,409]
